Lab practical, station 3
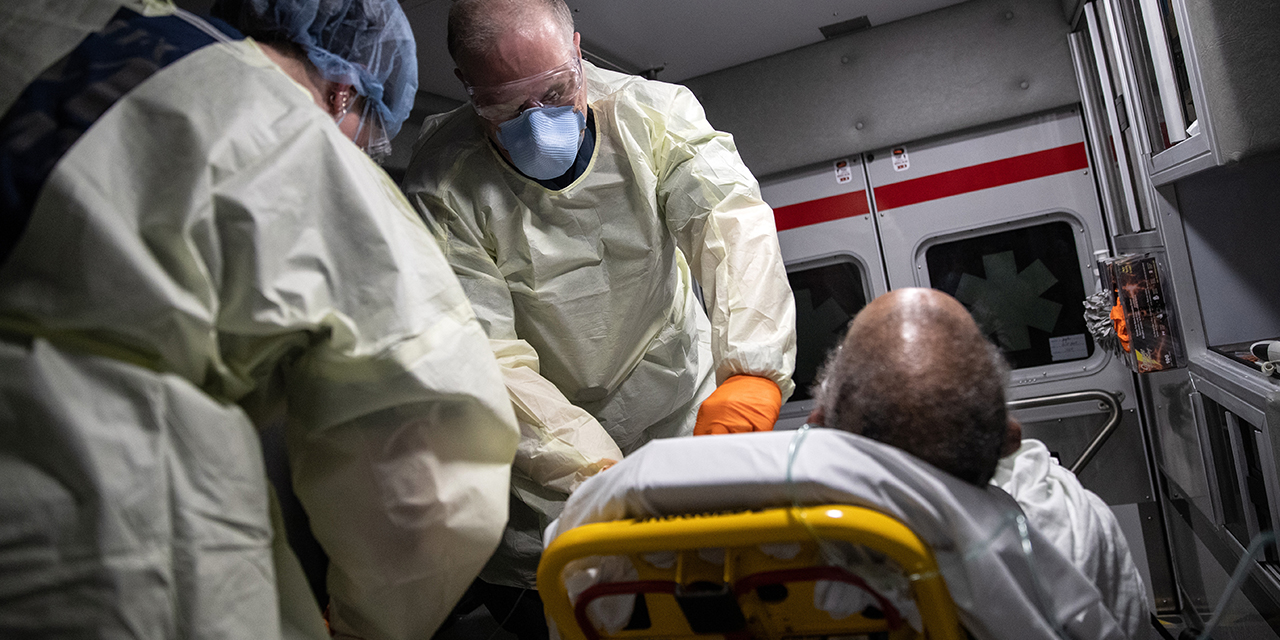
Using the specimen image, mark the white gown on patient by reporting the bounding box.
[547,429,1145,640]
[993,439,1151,639]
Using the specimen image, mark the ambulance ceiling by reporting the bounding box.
[403,0,971,104]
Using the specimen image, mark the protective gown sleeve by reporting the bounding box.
[651,85,797,400]
[212,98,518,639]
[414,190,623,495]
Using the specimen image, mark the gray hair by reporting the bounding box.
[818,298,1011,486]
[448,0,575,70]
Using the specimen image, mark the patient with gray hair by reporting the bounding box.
[811,287,1150,638]
[812,287,1016,485]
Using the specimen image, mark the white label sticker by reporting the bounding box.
[834,158,853,184]
[892,147,910,172]
[1049,334,1089,362]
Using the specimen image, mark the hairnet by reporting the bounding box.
[212,0,418,141]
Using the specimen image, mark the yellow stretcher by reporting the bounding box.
[538,504,965,640]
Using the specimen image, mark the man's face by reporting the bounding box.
[456,17,588,147]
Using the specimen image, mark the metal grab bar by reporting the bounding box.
[1006,389,1123,475]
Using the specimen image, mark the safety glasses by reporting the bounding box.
[333,87,392,163]
[355,101,392,163]
[466,57,583,124]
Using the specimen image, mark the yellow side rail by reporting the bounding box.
[538,504,964,640]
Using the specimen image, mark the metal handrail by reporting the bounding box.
[1006,389,1123,474]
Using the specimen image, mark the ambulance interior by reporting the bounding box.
[405,0,1280,636]
[180,0,1280,636]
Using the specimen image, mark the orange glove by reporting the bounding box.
[693,375,783,436]
[1110,302,1131,352]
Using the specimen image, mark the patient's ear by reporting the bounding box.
[1001,417,1023,457]
[806,403,826,427]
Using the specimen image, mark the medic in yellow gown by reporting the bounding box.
[0,0,518,638]
[402,0,797,593]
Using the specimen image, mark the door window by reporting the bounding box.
[787,258,869,401]
[925,220,1094,369]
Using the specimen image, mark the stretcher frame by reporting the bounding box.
[538,504,964,640]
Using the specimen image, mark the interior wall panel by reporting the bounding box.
[683,0,1081,179]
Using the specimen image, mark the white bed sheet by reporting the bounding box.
[545,428,1134,640]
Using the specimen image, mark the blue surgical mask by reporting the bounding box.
[496,105,587,180]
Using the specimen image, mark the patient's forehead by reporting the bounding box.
[849,291,977,340]
[836,291,993,389]
[847,289,975,350]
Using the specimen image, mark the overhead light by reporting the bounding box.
[819,15,872,40]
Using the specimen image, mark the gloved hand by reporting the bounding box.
[694,375,782,435]
[1110,302,1131,352]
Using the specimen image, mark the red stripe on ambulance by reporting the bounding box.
[772,191,871,232]
[873,142,1089,211]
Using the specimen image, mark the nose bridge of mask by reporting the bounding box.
[497,105,586,181]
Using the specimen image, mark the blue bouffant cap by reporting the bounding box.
[212,0,418,140]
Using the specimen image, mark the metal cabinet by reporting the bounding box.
[1071,1,1156,234]
[1075,0,1280,187]
[1156,360,1280,634]
[1069,1,1280,633]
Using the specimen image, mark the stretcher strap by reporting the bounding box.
[575,581,675,640]
[733,565,904,631]
[572,565,903,640]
